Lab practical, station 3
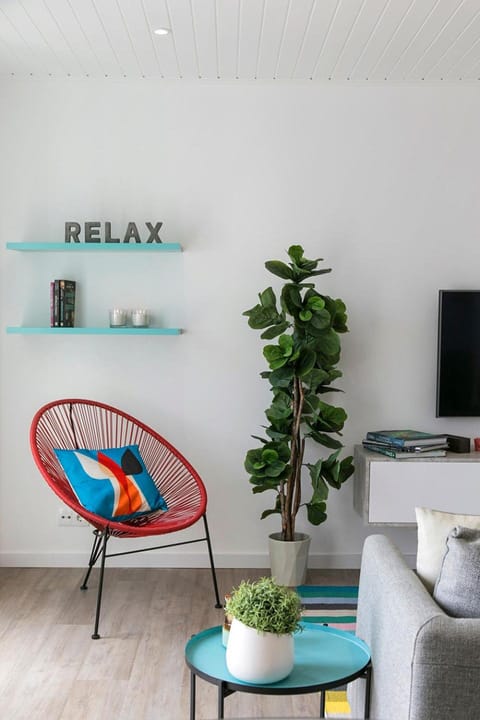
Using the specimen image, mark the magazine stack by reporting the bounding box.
[362,429,449,459]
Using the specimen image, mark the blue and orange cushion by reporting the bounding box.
[54,445,168,521]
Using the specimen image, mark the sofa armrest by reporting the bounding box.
[348,534,480,720]
[348,534,442,720]
[410,615,480,720]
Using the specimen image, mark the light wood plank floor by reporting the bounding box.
[0,565,359,720]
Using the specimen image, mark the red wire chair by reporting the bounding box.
[30,398,222,638]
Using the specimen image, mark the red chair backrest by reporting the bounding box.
[30,399,207,533]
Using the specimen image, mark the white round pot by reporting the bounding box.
[269,532,311,586]
[225,618,294,684]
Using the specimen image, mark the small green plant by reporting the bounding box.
[225,576,302,635]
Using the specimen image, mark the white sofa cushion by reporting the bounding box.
[415,506,480,592]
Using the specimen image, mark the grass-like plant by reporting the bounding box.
[243,245,354,542]
[225,576,302,635]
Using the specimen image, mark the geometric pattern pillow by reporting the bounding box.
[433,526,480,617]
[54,445,168,521]
[415,506,480,592]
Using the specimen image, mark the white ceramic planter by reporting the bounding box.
[269,532,311,586]
[225,618,294,684]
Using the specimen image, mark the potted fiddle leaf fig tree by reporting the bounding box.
[243,245,354,585]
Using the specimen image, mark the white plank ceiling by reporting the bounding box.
[0,0,480,82]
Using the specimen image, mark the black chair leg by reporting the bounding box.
[92,527,109,639]
[80,529,104,590]
[203,514,222,608]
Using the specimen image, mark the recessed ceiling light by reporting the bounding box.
[154,27,170,36]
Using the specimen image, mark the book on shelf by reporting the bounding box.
[49,281,55,327]
[50,279,76,327]
[51,280,60,327]
[365,429,448,448]
[364,444,447,460]
[59,279,76,327]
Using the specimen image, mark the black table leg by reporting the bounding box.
[364,664,372,719]
[320,689,325,718]
[190,671,196,720]
[217,681,225,718]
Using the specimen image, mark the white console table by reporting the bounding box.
[354,445,480,526]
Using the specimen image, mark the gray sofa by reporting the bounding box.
[348,534,480,720]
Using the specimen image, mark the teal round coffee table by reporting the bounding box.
[185,622,371,719]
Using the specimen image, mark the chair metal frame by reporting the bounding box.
[30,398,222,638]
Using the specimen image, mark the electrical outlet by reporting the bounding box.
[57,507,87,527]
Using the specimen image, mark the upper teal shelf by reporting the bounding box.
[6,327,182,335]
[6,242,182,252]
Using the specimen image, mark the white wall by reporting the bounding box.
[1,79,480,569]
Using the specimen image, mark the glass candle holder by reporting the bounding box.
[109,308,128,327]
[131,309,149,327]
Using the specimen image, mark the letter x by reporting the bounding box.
[146,222,163,243]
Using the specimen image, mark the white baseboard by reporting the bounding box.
[0,551,416,569]
[0,551,361,568]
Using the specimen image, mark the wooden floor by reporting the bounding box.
[0,565,359,720]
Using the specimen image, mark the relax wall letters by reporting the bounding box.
[65,221,163,243]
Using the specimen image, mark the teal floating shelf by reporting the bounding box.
[6,327,182,335]
[6,242,182,252]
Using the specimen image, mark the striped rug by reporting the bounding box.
[297,585,358,632]
[296,585,359,719]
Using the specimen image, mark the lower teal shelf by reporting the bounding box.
[6,327,182,335]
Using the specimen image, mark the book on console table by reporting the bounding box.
[362,440,448,454]
[365,429,448,447]
[362,443,447,459]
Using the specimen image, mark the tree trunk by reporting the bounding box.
[284,376,305,541]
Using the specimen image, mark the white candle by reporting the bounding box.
[109,308,127,327]
[131,309,149,327]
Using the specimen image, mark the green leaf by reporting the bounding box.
[287,245,305,265]
[259,287,277,308]
[262,448,278,463]
[281,284,303,315]
[263,345,287,370]
[299,309,313,321]
[266,391,292,421]
[278,334,294,355]
[319,403,348,432]
[260,507,282,517]
[243,304,279,330]
[307,295,325,312]
[251,481,278,493]
[310,309,331,330]
[324,297,348,333]
[315,329,341,358]
[265,426,290,441]
[306,501,327,525]
[264,460,288,477]
[245,450,264,475]
[260,321,289,340]
[303,368,330,389]
[339,456,355,484]
[296,348,316,377]
[306,431,343,449]
[324,449,341,468]
[268,366,294,388]
[265,260,293,280]
[307,459,321,483]
[307,461,329,502]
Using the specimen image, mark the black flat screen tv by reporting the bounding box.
[436,290,480,417]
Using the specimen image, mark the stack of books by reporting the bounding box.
[50,279,76,328]
[362,429,449,459]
